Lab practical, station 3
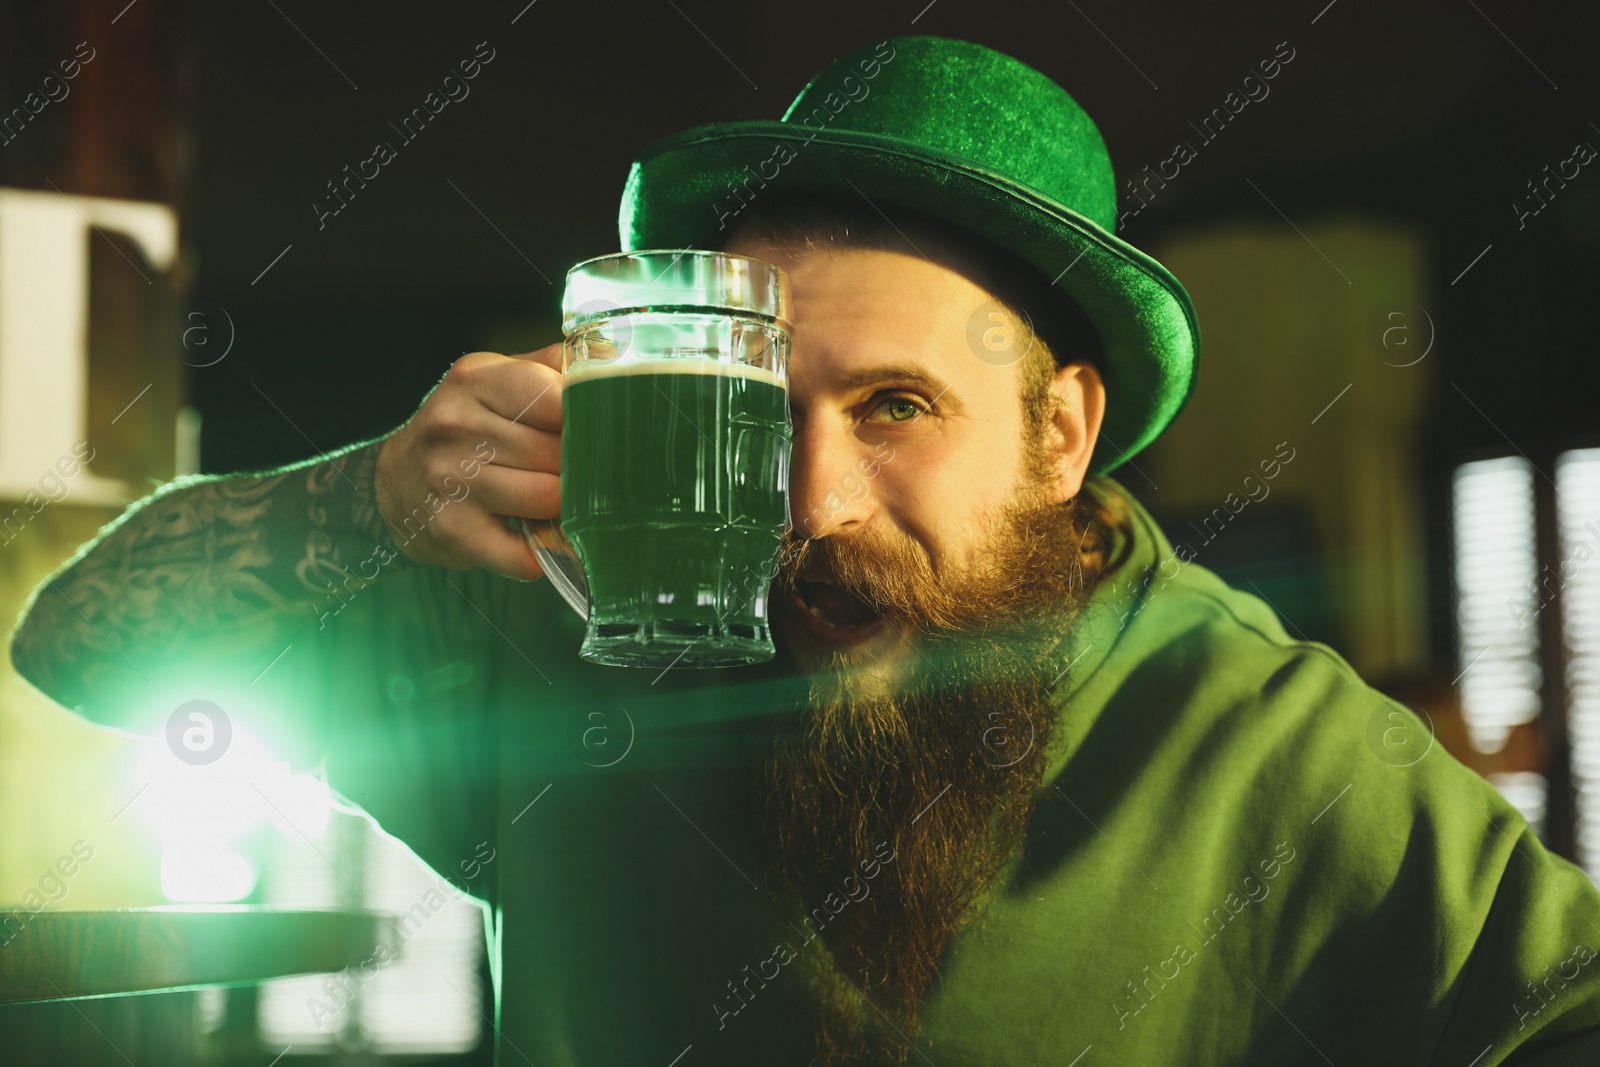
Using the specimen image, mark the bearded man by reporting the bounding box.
[13,34,1600,1067]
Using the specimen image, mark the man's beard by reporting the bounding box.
[744,473,1118,1065]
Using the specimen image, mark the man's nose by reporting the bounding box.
[786,420,879,539]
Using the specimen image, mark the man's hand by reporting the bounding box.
[375,344,564,580]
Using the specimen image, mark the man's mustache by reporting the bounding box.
[773,525,990,636]
[771,499,1084,642]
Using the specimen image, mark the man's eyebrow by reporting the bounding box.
[835,364,957,405]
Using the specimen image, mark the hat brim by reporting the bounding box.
[620,121,1202,479]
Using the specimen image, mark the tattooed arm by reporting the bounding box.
[8,343,566,713]
[7,438,420,710]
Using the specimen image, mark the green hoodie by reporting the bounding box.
[282,474,1600,1065]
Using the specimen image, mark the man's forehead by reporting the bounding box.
[725,236,1010,396]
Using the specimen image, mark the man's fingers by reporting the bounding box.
[393,499,548,581]
[460,519,545,583]
[447,350,563,429]
[383,346,569,579]
[467,465,560,521]
[478,362,564,429]
[476,418,560,475]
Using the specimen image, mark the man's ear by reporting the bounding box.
[1040,359,1105,505]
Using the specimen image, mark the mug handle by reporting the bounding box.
[518,516,589,620]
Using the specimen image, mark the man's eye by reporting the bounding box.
[871,394,931,423]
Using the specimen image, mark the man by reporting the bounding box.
[11,34,1600,1066]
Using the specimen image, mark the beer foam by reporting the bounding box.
[565,356,785,390]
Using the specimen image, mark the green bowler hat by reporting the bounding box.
[618,34,1201,478]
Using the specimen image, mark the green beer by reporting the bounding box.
[561,355,791,666]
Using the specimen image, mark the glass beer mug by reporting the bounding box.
[521,250,793,669]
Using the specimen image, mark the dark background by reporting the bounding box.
[62,0,1595,472]
[2,1,1594,485]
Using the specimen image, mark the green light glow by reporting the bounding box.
[129,715,333,902]
[160,842,258,902]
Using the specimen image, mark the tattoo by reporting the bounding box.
[8,437,419,710]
